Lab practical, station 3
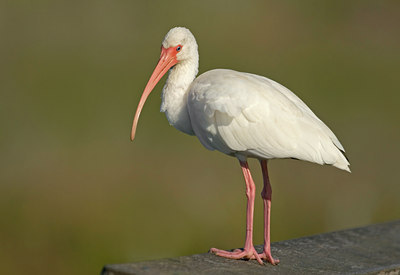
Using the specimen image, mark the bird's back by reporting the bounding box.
[187,69,350,172]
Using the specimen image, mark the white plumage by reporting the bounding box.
[187,69,350,171]
[130,27,350,265]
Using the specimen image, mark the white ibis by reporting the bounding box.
[131,27,350,265]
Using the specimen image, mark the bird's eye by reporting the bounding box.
[176,45,182,52]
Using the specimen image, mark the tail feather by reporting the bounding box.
[333,147,351,172]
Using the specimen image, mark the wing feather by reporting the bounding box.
[187,69,350,171]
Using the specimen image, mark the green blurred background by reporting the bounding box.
[1,0,399,274]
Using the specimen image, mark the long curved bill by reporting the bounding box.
[130,47,178,141]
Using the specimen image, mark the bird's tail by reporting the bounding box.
[333,149,351,172]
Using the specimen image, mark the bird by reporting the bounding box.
[130,27,350,265]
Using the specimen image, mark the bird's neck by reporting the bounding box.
[160,57,198,135]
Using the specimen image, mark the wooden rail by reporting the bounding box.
[102,220,400,274]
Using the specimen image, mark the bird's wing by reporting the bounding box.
[259,75,345,152]
[187,69,349,170]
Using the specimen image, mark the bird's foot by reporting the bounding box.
[210,247,279,265]
[210,247,264,265]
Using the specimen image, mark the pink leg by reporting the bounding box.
[259,160,279,265]
[210,160,263,264]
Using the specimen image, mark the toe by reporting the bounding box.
[253,252,264,265]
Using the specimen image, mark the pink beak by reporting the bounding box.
[130,47,178,141]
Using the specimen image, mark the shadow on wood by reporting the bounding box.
[102,220,400,274]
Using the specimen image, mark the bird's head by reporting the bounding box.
[161,27,198,64]
[130,27,198,141]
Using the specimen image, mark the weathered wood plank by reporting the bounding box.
[102,220,400,274]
